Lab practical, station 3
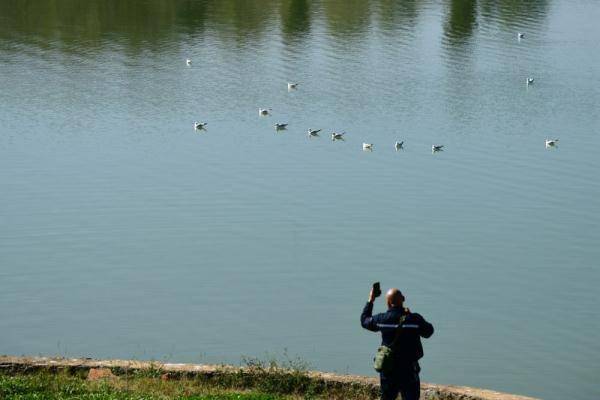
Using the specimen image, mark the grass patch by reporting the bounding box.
[0,372,285,400]
[0,357,377,400]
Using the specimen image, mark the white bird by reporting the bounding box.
[275,123,288,130]
[307,128,321,137]
[527,77,534,85]
[194,121,207,130]
[545,139,559,148]
[363,143,373,151]
[331,132,345,141]
[432,145,444,152]
[395,141,404,151]
[259,108,271,116]
[186,59,192,66]
[518,32,524,40]
[287,82,299,90]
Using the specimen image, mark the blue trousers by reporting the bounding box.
[379,362,420,400]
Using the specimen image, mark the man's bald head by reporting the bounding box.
[386,288,405,309]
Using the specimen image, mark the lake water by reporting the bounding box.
[1,1,599,399]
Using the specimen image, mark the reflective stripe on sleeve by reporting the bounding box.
[376,323,420,329]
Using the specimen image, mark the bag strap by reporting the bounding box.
[390,312,407,349]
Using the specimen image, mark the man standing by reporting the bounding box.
[361,287,434,400]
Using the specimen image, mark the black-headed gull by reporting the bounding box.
[259,108,271,116]
[363,143,373,151]
[545,139,559,148]
[186,59,192,66]
[307,129,321,137]
[287,82,298,90]
[275,123,288,130]
[395,141,404,151]
[331,132,345,141]
[432,145,444,152]
[194,121,207,130]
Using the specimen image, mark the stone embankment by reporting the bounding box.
[0,356,538,400]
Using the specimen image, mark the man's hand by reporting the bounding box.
[368,288,376,303]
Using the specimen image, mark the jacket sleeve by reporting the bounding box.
[360,302,381,332]
[414,313,434,338]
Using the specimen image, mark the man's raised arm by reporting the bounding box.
[360,288,380,331]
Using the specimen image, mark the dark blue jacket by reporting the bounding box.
[361,302,434,363]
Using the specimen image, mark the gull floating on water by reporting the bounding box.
[527,77,534,85]
[259,108,271,116]
[545,139,559,148]
[432,145,444,153]
[307,128,321,137]
[186,59,192,66]
[275,123,288,130]
[194,121,207,130]
[287,82,298,90]
[363,143,373,151]
[518,32,524,40]
[395,141,404,151]
[331,132,345,141]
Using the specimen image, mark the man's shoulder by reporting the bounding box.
[372,309,395,321]
[406,312,427,322]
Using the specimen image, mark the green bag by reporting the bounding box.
[373,314,406,373]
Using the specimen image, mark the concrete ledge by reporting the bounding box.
[0,355,538,400]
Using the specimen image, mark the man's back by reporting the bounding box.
[360,286,434,400]
[361,302,434,363]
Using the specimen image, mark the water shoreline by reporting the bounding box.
[0,355,538,400]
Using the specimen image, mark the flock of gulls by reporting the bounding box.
[187,32,560,153]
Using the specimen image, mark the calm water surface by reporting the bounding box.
[1,1,599,399]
